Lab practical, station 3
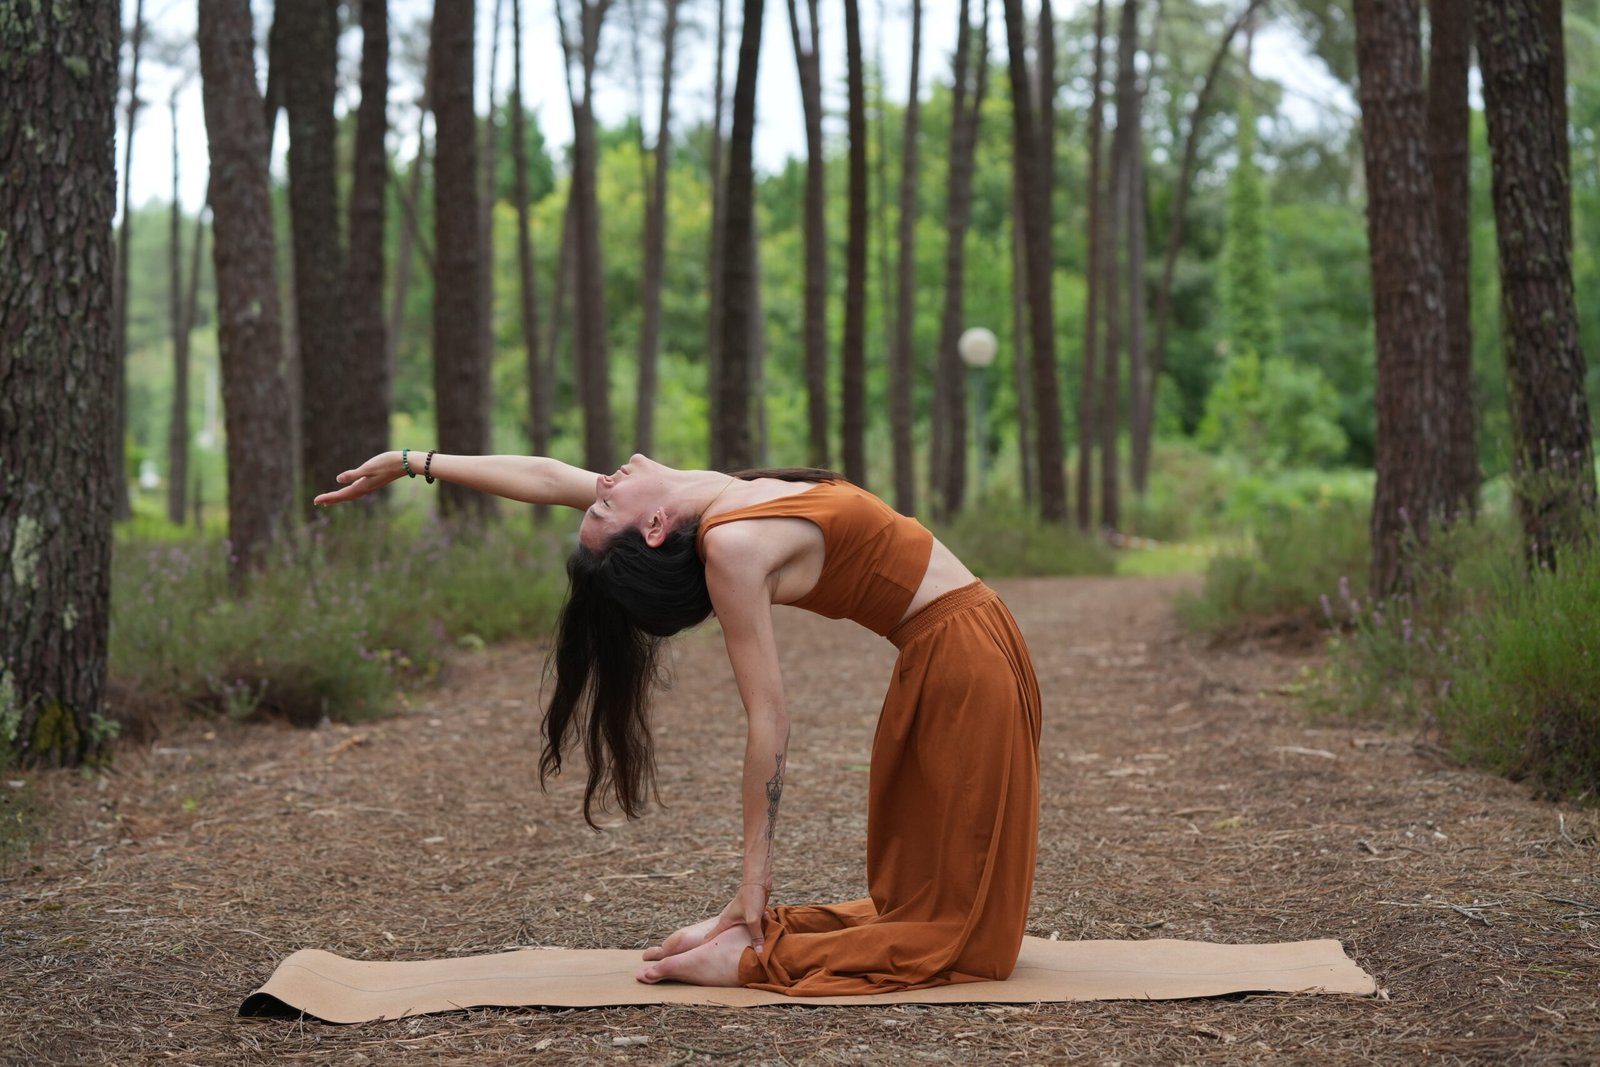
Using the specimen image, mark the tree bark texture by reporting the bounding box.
[511,0,548,468]
[1010,154,1034,507]
[282,0,349,510]
[787,0,829,468]
[1353,0,1455,596]
[932,0,983,517]
[1425,0,1478,517]
[841,0,869,487]
[890,0,923,514]
[198,0,296,577]
[347,0,392,493]
[432,0,495,516]
[167,95,190,526]
[1127,70,1150,494]
[481,0,504,414]
[715,0,764,472]
[706,0,730,465]
[111,0,144,522]
[1101,0,1139,532]
[635,0,682,454]
[1078,0,1107,530]
[0,0,119,765]
[1003,0,1068,521]
[1475,0,1596,564]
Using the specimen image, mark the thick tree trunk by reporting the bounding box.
[167,95,190,526]
[636,0,682,454]
[111,0,144,522]
[198,0,296,576]
[432,0,494,517]
[1078,0,1107,531]
[1353,0,1454,596]
[0,0,119,765]
[714,0,764,471]
[1127,74,1149,494]
[1101,0,1140,532]
[1426,0,1478,518]
[480,0,504,422]
[1146,0,1262,487]
[511,0,547,468]
[1003,0,1068,521]
[841,0,869,487]
[787,0,829,468]
[888,0,923,514]
[347,0,392,494]
[1475,0,1596,565]
[283,0,349,510]
[932,0,984,517]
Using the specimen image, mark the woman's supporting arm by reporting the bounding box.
[704,537,793,951]
[313,451,599,510]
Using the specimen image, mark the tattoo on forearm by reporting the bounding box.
[764,753,785,842]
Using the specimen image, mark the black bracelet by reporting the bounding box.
[401,447,415,477]
[424,450,436,484]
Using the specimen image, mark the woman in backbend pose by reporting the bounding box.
[316,451,1041,995]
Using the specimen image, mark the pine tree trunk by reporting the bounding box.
[480,0,504,425]
[199,0,296,577]
[1010,154,1034,507]
[1,0,119,765]
[283,0,349,511]
[347,0,392,494]
[1101,0,1139,533]
[167,95,190,526]
[890,0,923,514]
[511,0,547,468]
[1078,0,1107,531]
[706,0,730,465]
[432,0,494,517]
[1003,0,1068,521]
[841,0,869,487]
[787,0,829,468]
[1353,0,1455,596]
[1475,0,1596,565]
[1127,74,1150,494]
[636,0,682,455]
[1426,0,1478,518]
[111,0,144,522]
[715,0,764,472]
[933,0,983,517]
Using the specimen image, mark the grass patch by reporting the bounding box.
[110,514,569,728]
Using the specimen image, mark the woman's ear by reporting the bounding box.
[644,507,669,548]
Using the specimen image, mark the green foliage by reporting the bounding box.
[1218,94,1280,364]
[1195,350,1350,468]
[1440,546,1600,801]
[1177,495,1371,632]
[931,497,1116,579]
[109,516,568,727]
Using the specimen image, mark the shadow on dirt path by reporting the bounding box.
[3,576,1596,1063]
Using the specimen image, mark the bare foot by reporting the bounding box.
[635,927,751,986]
[641,915,722,962]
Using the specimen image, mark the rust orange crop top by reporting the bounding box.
[696,480,935,638]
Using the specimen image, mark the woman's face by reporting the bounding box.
[579,454,674,551]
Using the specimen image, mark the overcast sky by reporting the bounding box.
[121,0,1350,215]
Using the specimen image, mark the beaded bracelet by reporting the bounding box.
[401,448,416,478]
[424,449,437,484]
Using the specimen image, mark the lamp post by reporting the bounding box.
[958,326,998,502]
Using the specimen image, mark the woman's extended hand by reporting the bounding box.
[312,451,406,507]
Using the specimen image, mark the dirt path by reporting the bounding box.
[3,576,1597,1064]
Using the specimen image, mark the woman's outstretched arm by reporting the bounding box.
[313,452,599,510]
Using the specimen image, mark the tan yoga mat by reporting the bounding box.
[240,936,1375,1022]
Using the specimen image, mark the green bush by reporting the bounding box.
[931,497,1116,579]
[1440,546,1600,801]
[1177,496,1371,632]
[110,516,569,726]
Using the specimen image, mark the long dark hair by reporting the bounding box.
[540,466,840,827]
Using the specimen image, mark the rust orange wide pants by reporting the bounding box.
[737,582,1043,995]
